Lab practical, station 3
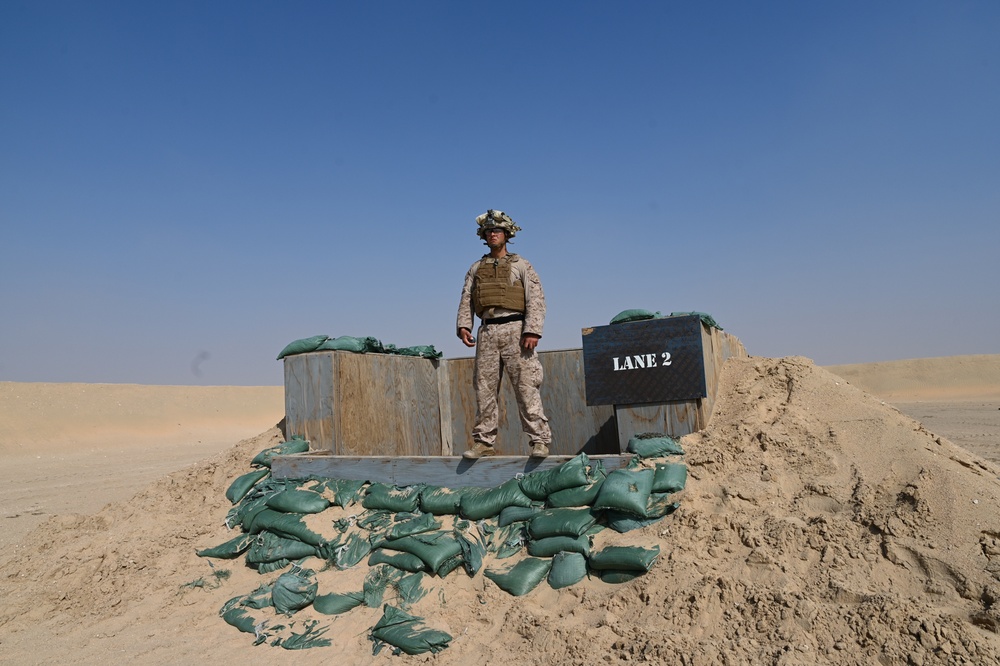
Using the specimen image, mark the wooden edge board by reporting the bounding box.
[271,453,642,488]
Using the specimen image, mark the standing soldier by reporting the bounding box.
[457,209,552,459]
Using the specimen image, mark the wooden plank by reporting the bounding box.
[271,453,635,488]
[615,400,699,447]
[435,359,453,456]
[283,352,335,450]
[333,352,441,456]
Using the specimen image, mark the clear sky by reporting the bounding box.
[2,1,998,386]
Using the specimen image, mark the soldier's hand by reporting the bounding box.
[521,333,540,351]
[459,328,476,348]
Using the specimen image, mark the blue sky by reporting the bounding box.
[2,1,998,386]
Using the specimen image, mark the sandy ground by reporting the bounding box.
[0,355,998,664]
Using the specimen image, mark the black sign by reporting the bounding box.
[582,315,707,406]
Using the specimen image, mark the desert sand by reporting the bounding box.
[0,355,998,664]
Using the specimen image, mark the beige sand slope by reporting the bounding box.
[0,356,998,664]
[0,383,283,550]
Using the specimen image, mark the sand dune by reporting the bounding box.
[0,355,997,664]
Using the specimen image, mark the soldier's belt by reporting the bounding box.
[482,314,525,326]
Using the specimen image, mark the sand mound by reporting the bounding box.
[1,356,999,664]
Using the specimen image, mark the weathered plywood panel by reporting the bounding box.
[445,349,617,457]
[272,453,634,488]
[333,353,441,456]
[284,351,441,456]
[284,353,335,451]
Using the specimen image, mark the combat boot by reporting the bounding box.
[462,442,496,460]
[529,443,550,459]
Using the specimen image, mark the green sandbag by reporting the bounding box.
[317,478,367,508]
[546,464,607,508]
[314,590,365,615]
[669,311,722,329]
[394,572,429,607]
[317,335,384,353]
[246,531,318,564]
[652,463,687,493]
[484,557,552,597]
[329,531,372,568]
[266,489,330,514]
[527,508,597,539]
[419,486,468,515]
[598,570,642,584]
[518,453,591,500]
[357,510,393,532]
[385,513,441,540]
[488,523,527,559]
[498,505,543,527]
[197,533,254,559]
[276,334,330,360]
[272,568,318,615]
[368,549,428,572]
[221,604,259,635]
[364,566,403,608]
[547,551,588,589]
[275,620,332,650]
[626,433,684,458]
[226,469,271,504]
[240,584,274,609]
[257,559,291,574]
[592,468,654,517]
[436,553,465,577]
[610,309,661,324]
[363,483,422,512]
[455,528,486,576]
[391,345,443,359]
[527,534,591,557]
[251,437,310,468]
[604,512,655,533]
[589,545,660,571]
[247,509,327,547]
[459,478,533,520]
[382,532,463,573]
[370,605,453,656]
[647,493,680,518]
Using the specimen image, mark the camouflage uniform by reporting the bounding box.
[456,254,552,451]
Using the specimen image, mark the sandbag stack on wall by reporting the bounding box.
[199,433,687,653]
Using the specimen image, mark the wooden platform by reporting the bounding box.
[271,453,634,488]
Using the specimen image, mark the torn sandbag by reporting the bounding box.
[197,533,255,559]
[271,567,318,615]
[226,469,271,504]
[369,604,452,656]
[484,557,552,597]
[251,436,310,468]
[313,590,365,615]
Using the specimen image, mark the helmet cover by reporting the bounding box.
[475,209,521,240]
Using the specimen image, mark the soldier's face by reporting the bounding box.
[484,228,508,249]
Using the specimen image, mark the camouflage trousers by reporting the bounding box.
[472,320,552,450]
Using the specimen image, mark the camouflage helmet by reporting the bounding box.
[476,209,521,240]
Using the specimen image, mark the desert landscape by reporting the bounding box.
[1,354,998,664]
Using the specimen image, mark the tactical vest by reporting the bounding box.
[472,254,526,316]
